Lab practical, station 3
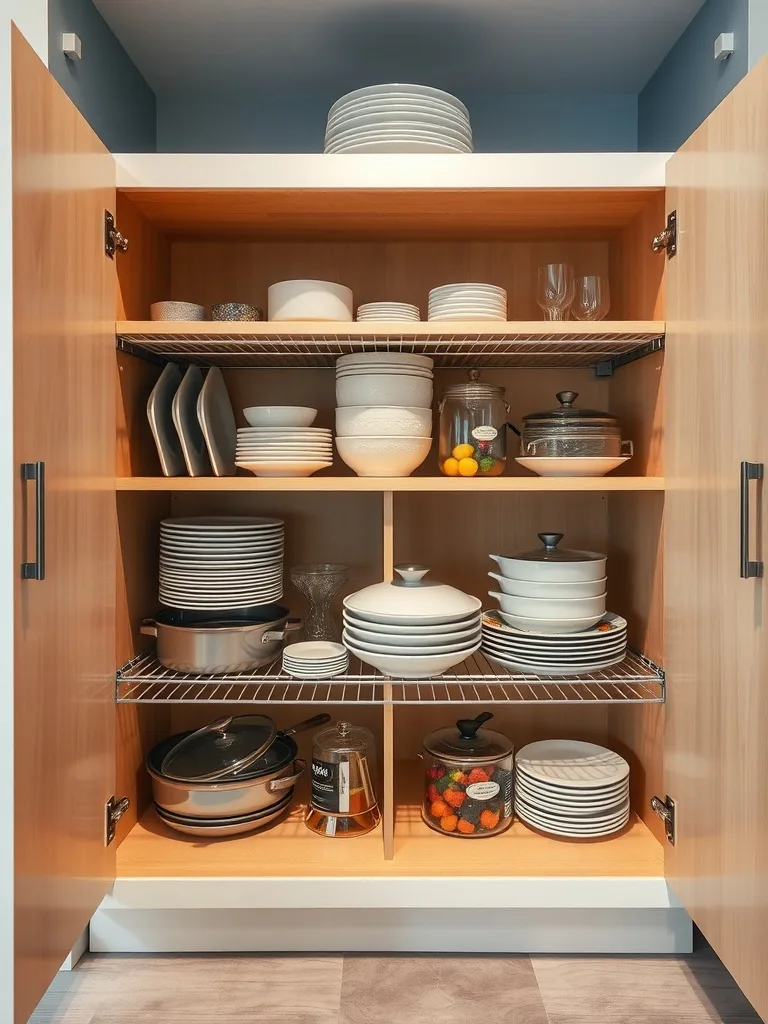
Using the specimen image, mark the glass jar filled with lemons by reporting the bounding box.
[438,371,509,478]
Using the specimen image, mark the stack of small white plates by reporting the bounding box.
[481,611,628,676]
[357,302,420,322]
[283,641,349,679]
[515,740,631,838]
[159,516,284,610]
[324,84,472,154]
[236,427,333,478]
[428,283,507,321]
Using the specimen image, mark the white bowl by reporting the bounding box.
[488,572,607,599]
[344,620,481,648]
[336,351,432,371]
[343,630,480,656]
[150,300,205,321]
[336,374,433,408]
[336,406,432,438]
[336,366,433,379]
[516,456,632,477]
[343,637,481,679]
[242,406,318,427]
[335,435,432,477]
[495,609,606,634]
[489,551,606,583]
[236,460,332,478]
[343,609,480,634]
[489,590,607,619]
[268,280,353,321]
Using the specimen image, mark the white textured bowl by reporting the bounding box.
[489,552,606,583]
[489,590,607,619]
[336,373,433,408]
[242,406,318,427]
[336,406,432,437]
[344,637,481,679]
[488,572,607,599]
[150,300,205,321]
[335,435,432,477]
[496,609,605,634]
[344,620,481,648]
[336,351,432,371]
[268,280,353,321]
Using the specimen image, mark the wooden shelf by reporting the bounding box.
[115,475,665,493]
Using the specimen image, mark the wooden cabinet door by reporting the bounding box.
[664,57,768,1019]
[12,28,117,1023]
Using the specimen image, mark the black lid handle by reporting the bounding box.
[556,391,578,407]
[538,532,564,551]
[456,712,493,739]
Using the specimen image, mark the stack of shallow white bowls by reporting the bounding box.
[357,302,420,323]
[324,84,472,154]
[335,352,434,477]
[343,566,482,679]
[428,283,507,322]
[282,641,349,680]
[236,425,333,478]
[515,740,630,838]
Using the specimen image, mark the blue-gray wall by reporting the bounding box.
[48,0,156,152]
[638,0,749,150]
[156,91,637,153]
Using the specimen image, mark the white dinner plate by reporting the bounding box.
[147,362,186,476]
[162,516,283,529]
[429,312,507,321]
[327,103,471,134]
[160,597,283,611]
[327,138,471,154]
[327,96,470,127]
[236,429,332,437]
[515,791,630,825]
[160,547,284,560]
[483,649,626,676]
[515,779,629,814]
[326,118,471,147]
[481,631,626,653]
[172,366,212,476]
[328,84,469,119]
[481,640,627,665]
[516,804,630,836]
[516,740,630,788]
[482,611,627,639]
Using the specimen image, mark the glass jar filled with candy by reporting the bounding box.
[420,713,514,837]
[438,371,509,478]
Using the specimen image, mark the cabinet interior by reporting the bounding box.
[112,185,668,866]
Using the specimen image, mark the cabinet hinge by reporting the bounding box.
[104,210,129,259]
[651,794,676,845]
[106,795,130,845]
[651,210,677,259]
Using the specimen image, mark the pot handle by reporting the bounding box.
[140,619,158,637]
[282,713,331,738]
[261,618,302,644]
[267,758,307,794]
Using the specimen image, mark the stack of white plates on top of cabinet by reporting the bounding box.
[324,84,472,154]
[515,740,630,838]
[357,302,421,322]
[481,610,627,676]
[282,641,349,680]
[428,283,507,322]
[159,516,284,610]
[236,427,333,478]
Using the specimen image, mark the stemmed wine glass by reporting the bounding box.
[536,264,575,321]
[571,275,610,321]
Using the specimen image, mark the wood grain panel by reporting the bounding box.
[115,192,171,320]
[609,189,666,320]
[12,30,116,1023]
[664,57,768,1019]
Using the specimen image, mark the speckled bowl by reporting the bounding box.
[150,301,205,322]
[211,302,264,322]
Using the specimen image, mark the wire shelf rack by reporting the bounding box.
[116,324,665,370]
[115,648,665,705]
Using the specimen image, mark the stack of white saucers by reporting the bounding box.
[428,283,507,321]
[159,516,284,610]
[324,84,472,154]
[481,610,627,676]
[282,641,349,679]
[515,740,631,838]
[357,302,420,322]
[236,427,333,478]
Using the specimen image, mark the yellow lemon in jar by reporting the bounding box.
[442,457,460,477]
[452,443,475,461]
[458,457,479,477]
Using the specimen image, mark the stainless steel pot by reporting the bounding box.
[141,605,300,674]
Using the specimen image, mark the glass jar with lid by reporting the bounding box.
[520,391,633,459]
[305,720,381,838]
[438,371,509,478]
[420,712,514,837]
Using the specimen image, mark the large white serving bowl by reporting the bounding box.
[516,456,631,477]
[335,435,431,477]
[489,551,606,583]
[236,460,332,478]
[343,629,479,656]
[495,609,606,633]
[242,406,318,427]
[336,373,433,409]
[487,572,607,599]
[344,620,481,649]
[344,609,480,635]
[344,636,481,679]
[489,590,607,619]
[268,280,353,321]
[336,405,432,438]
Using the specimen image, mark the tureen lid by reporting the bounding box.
[509,533,605,563]
[343,565,481,618]
[522,391,618,429]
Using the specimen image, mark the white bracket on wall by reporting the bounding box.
[62,32,82,60]
[714,32,734,61]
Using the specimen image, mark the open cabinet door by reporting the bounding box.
[664,58,768,1019]
[12,27,117,1023]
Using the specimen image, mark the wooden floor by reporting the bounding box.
[32,942,760,1023]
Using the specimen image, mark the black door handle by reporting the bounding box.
[21,461,45,580]
[740,461,763,579]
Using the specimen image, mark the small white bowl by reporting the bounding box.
[488,572,608,599]
[489,590,606,619]
[242,406,318,428]
[495,609,606,634]
[336,374,433,409]
[335,435,432,477]
[268,280,353,321]
[336,406,432,437]
[343,636,481,679]
[150,300,205,321]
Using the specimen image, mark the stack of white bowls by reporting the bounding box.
[428,283,507,322]
[236,423,333,478]
[343,566,482,679]
[324,84,473,154]
[335,352,434,477]
[357,302,420,323]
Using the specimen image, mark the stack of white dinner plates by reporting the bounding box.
[515,740,631,838]
[236,427,333,478]
[428,283,507,321]
[481,610,628,676]
[324,84,473,154]
[357,302,421,322]
[159,516,284,610]
[282,641,349,679]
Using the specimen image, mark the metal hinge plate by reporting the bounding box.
[651,794,676,845]
[651,210,677,259]
[106,795,130,845]
[104,210,129,259]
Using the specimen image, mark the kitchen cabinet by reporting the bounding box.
[8,21,768,1024]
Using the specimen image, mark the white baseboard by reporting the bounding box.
[90,907,692,955]
[58,926,88,971]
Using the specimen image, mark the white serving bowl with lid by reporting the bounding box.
[489,590,607,619]
[488,571,607,599]
[490,532,606,583]
[344,565,482,626]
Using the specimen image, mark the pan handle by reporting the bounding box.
[140,619,158,637]
[261,619,302,643]
[267,759,307,794]
[282,713,331,738]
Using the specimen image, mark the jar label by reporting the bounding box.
[311,758,350,813]
[471,426,498,441]
[466,780,500,800]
